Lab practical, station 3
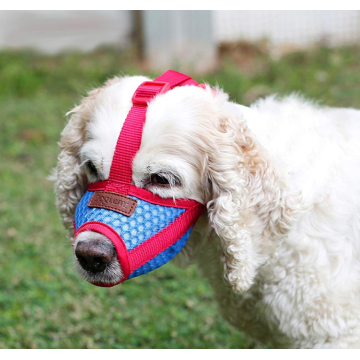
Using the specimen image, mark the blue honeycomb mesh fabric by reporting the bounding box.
[74,191,191,279]
[128,228,192,279]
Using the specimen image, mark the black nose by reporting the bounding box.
[75,240,116,273]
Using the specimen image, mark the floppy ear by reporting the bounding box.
[204,102,301,293]
[52,87,103,236]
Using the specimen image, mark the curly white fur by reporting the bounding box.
[53,74,360,348]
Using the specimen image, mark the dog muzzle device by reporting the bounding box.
[74,70,206,287]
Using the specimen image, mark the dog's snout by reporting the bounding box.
[75,239,116,273]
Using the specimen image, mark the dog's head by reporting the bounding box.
[54,75,299,292]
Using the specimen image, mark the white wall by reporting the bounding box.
[0,10,132,53]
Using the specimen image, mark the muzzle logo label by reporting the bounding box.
[88,191,137,216]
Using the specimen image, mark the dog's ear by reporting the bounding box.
[52,87,102,236]
[203,101,301,293]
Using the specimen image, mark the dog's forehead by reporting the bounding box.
[89,76,149,137]
[89,78,212,144]
[84,77,218,176]
[142,85,213,140]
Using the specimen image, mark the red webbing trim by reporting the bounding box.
[107,70,198,195]
[128,204,204,272]
[127,186,201,209]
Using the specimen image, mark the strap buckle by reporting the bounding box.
[132,81,170,106]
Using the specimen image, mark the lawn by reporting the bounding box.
[0,44,359,349]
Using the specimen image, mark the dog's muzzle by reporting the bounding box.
[73,70,206,287]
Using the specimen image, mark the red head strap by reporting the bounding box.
[105,70,199,195]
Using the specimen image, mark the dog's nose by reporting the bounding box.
[75,240,116,273]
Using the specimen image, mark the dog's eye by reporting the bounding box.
[85,161,98,178]
[146,173,181,189]
[152,174,170,185]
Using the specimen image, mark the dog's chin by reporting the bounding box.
[74,256,123,286]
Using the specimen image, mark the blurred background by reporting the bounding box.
[0,10,359,349]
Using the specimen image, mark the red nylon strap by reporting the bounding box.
[106,70,198,194]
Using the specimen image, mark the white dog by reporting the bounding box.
[54,75,360,348]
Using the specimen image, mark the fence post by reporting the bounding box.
[141,10,217,73]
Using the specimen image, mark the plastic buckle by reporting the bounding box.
[132,81,171,106]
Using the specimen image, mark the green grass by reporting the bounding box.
[0,45,360,349]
